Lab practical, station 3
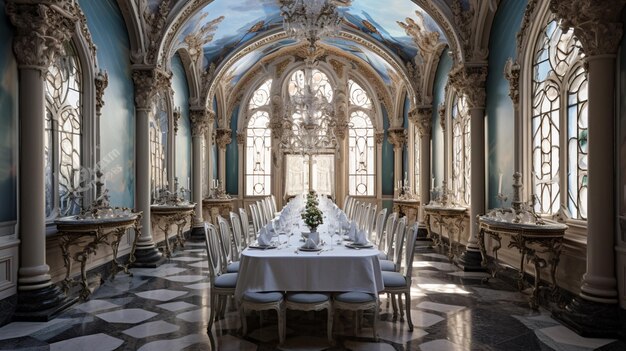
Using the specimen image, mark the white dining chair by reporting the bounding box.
[239,207,255,246]
[229,211,245,252]
[249,203,261,234]
[366,204,377,239]
[372,208,387,244]
[216,215,239,273]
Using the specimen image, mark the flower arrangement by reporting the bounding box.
[302,192,323,231]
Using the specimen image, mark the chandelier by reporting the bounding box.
[281,66,337,155]
[279,0,342,47]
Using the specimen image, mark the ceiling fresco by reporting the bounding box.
[175,0,449,83]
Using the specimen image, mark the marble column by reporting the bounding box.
[449,65,487,271]
[216,128,231,188]
[411,107,433,222]
[7,1,77,319]
[131,69,168,268]
[388,129,406,199]
[550,0,626,337]
[189,109,209,239]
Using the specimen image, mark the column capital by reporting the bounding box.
[387,128,407,149]
[504,59,521,106]
[375,131,385,145]
[449,64,487,109]
[410,106,433,137]
[189,109,208,137]
[550,0,626,56]
[94,70,108,114]
[132,68,170,110]
[236,131,245,145]
[216,128,232,149]
[6,1,75,70]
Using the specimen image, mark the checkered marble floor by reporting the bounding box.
[0,241,623,350]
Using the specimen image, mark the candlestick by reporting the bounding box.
[498,172,503,194]
[431,177,435,189]
[187,176,190,190]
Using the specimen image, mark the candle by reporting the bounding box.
[498,172,503,194]
[187,177,190,190]
[431,177,435,189]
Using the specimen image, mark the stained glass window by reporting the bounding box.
[348,80,375,196]
[45,42,83,218]
[245,79,272,196]
[531,18,586,219]
[451,94,470,205]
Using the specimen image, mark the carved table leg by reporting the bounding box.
[128,218,142,266]
[59,234,76,295]
[110,227,132,278]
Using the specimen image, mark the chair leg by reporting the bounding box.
[398,293,405,321]
[327,307,333,344]
[353,311,358,335]
[373,303,379,341]
[208,292,217,350]
[241,305,248,336]
[404,292,413,332]
[391,294,398,320]
[278,304,286,345]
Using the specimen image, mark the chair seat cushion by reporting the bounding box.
[379,259,395,271]
[287,293,330,304]
[334,292,376,303]
[377,252,388,260]
[242,291,283,303]
[382,271,407,287]
[215,273,238,288]
[226,261,240,273]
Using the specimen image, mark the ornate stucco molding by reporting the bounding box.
[132,68,171,110]
[504,58,520,106]
[549,0,626,57]
[6,1,76,70]
[410,106,433,137]
[173,107,181,134]
[448,64,487,109]
[94,70,109,114]
[236,131,245,145]
[438,104,446,132]
[515,0,540,57]
[189,108,208,137]
[216,128,232,149]
[375,131,385,145]
[387,128,407,149]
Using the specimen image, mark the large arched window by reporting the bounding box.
[150,93,169,199]
[45,42,83,218]
[530,18,587,219]
[245,79,272,196]
[451,93,470,206]
[348,79,375,196]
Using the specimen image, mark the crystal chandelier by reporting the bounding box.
[279,0,342,47]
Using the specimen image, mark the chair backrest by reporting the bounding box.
[367,204,377,237]
[360,203,371,230]
[203,223,223,281]
[270,194,277,214]
[239,207,253,246]
[403,222,419,281]
[257,200,268,227]
[229,211,244,256]
[342,195,351,212]
[347,198,356,219]
[391,216,408,269]
[250,203,260,234]
[216,215,233,269]
[374,208,387,245]
[383,212,399,254]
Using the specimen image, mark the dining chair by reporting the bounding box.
[240,291,286,345]
[229,211,245,252]
[342,195,351,212]
[380,216,407,272]
[239,207,254,246]
[379,212,399,260]
[359,203,371,231]
[216,215,239,273]
[380,222,419,331]
[366,204,377,239]
[203,223,238,351]
[285,293,333,344]
[333,292,379,340]
[250,203,261,234]
[372,208,387,245]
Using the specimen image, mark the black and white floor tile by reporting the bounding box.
[0,242,624,350]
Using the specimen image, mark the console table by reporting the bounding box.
[393,199,420,225]
[151,204,196,257]
[203,198,234,226]
[423,205,467,260]
[477,216,567,309]
[55,213,142,300]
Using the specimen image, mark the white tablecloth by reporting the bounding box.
[235,230,383,300]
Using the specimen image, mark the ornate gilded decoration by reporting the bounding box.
[6,1,75,70]
[448,64,487,109]
[216,128,232,149]
[549,0,626,56]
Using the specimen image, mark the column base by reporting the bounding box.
[553,297,621,338]
[455,248,486,272]
[132,246,166,268]
[13,284,77,322]
[189,225,206,241]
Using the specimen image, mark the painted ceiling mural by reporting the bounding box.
[175,0,449,83]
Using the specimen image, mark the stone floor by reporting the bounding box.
[0,240,624,350]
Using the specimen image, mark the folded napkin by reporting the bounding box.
[265,222,276,235]
[304,237,318,249]
[347,221,357,241]
[339,212,350,229]
[258,228,272,246]
[355,229,368,245]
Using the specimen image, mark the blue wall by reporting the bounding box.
[226,105,239,195]
[80,0,135,208]
[381,105,394,196]
[171,53,192,198]
[485,0,527,209]
[0,0,17,224]
[431,48,453,188]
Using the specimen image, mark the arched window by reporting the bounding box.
[348,79,375,196]
[413,124,420,196]
[451,94,470,205]
[245,79,272,196]
[531,18,587,219]
[45,42,83,218]
[150,93,169,199]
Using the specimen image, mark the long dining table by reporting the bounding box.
[234,198,384,300]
